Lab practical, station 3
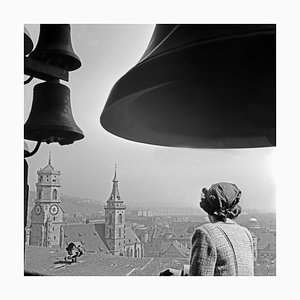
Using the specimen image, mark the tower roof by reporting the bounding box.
[38,152,60,174]
[107,164,122,202]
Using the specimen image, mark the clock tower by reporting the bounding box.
[104,165,126,255]
[29,153,64,247]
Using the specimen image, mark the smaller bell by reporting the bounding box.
[24,27,33,55]
[24,81,84,145]
[29,24,81,71]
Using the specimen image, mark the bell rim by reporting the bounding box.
[100,71,276,149]
[29,49,81,71]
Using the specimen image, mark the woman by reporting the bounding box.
[160,182,255,276]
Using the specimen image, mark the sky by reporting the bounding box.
[24,24,276,212]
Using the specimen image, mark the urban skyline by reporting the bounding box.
[25,156,276,276]
[26,151,275,212]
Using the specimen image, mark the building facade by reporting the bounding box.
[103,165,143,257]
[29,153,64,247]
[104,165,126,255]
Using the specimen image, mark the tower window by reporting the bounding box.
[53,189,57,200]
[109,214,112,225]
[119,228,122,237]
[118,213,122,224]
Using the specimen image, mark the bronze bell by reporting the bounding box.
[24,27,33,56]
[24,81,84,145]
[100,24,276,148]
[29,24,81,71]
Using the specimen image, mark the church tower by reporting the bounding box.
[104,165,126,255]
[29,153,64,247]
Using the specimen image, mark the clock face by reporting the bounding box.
[35,205,41,215]
[50,204,59,215]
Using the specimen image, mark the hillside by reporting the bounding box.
[27,191,103,215]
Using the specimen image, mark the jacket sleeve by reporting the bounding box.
[189,227,217,276]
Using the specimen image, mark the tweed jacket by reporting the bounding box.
[189,220,254,276]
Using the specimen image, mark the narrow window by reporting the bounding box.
[118,213,122,224]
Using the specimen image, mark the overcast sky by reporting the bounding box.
[24,24,276,211]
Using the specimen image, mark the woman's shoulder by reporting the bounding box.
[194,222,219,235]
[195,220,244,235]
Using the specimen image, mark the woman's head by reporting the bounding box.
[200,182,242,222]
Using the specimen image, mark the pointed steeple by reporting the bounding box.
[113,163,119,182]
[40,152,58,173]
[108,164,122,202]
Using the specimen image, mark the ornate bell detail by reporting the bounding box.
[100,24,276,148]
[24,27,33,56]
[24,81,84,145]
[29,24,81,71]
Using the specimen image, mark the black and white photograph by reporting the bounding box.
[3,0,300,299]
[23,23,276,277]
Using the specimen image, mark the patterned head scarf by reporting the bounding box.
[200,182,242,220]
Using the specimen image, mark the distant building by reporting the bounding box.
[256,229,276,262]
[130,210,153,217]
[159,240,190,258]
[248,218,276,263]
[61,223,109,253]
[101,165,143,257]
[29,159,143,258]
[103,165,126,255]
[29,153,64,247]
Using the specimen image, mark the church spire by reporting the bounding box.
[108,164,122,202]
[113,163,118,182]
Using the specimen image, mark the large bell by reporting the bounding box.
[29,24,81,71]
[24,81,84,145]
[100,24,276,148]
